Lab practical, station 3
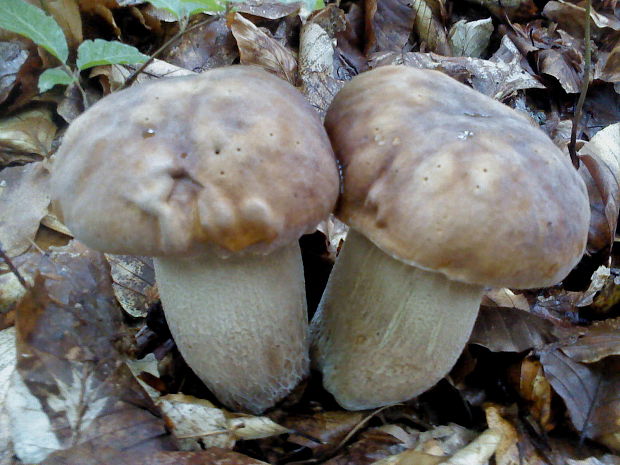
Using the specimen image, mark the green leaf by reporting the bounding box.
[38,67,74,92]
[181,0,226,15]
[144,0,185,19]
[76,39,149,71]
[0,0,68,63]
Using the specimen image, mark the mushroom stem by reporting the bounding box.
[154,241,309,414]
[311,230,484,410]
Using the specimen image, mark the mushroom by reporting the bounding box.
[311,65,590,410]
[51,66,340,413]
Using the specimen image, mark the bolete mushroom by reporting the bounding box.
[51,66,340,413]
[311,65,590,410]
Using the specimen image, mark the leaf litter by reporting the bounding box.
[2,0,620,464]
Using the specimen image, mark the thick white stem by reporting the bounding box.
[311,230,483,410]
[154,242,309,414]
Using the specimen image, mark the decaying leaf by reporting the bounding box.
[371,36,544,100]
[371,449,443,465]
[448,18,493,58]
[467,0,538,20]
[286,410,365,455]
[105,254,156,318]
[157,393,289,451]
[299,12,345,116]
[0,107,57,165]
[469,306,556,353]
[230,12,298,84]
[0,161,51,256]
[7,242,171,463]
[510,358,554,431]
[365,0,415,55]
[578,123,620,253]
[559,318,620,363]
[539,350,620,451]
[324,428,408,465]
[0,326,16,463]
[411,0,450,55]
[0,40,29,105]
[164,17,238,73]
[90,59,196,93]
[597,43,620,83]
[543,1,620,38]
[440,428,501,465]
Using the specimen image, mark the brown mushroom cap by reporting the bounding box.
[52,66,339,257]
[325,65,589,289]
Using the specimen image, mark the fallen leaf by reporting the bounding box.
[469,306,556,353]
[324,428,408,465]
[163,17,237,73]
[230,12,298,84]
[286,410,364,455]
[0,40,29,105]
[0,326,16,463]
[578,123,620,253]
[597,43,620,83]
[448,18,493,58]
[0,161,51,256]
[510,358,554,431]
[105,254,156,318]
[233,0,302,20]
[370,36,544,100]
[539,350,620,451]
[468,0,538,20]
[411,0,450,55]
[0,107,57,166]
[440,428,501,465]
[6,242,172,463]
[543,1,620,39]
[371,449,443,465]
[299,16,345,116]
[559,318,620,363]
[365,0,415,55]
[27,0,83,51]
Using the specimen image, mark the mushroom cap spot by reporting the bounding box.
[51,66,339,257]
[325,65,590,289]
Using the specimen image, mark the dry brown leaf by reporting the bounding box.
[483,288,530,311]
[0,107,57,166]
[448,18,493,58]
[469,306,556,353]
[559,318,620,363]
[411,0,450,55]
[43,446,270,465]
[90,59,196,93]
[538,46,583,93]
[0,161,51,257]
[578,123,620,253]
[544,1,620,38]
[511,358,554,431]
[371,449,444,465]
[597,43,620,83]
[233,0,302,20]
[105,255,156,318]
[298,15,345,116]
[324,428,408,465]
[539,350,620,451]
[163,17,237,73]
[0,41,29,106]
[6,242,171,463]
[440,429,501,465]
[285,411,365,455]
[365,0,415,55]
[230,13,298,84]
[371,36,544,100]
[469,0,538,20]
[0,326,16,463]
[157,394,289,450]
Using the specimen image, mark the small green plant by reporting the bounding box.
[0,0,225,99]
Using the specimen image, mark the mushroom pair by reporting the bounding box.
[51,66,340,413]
[311,66,590,410]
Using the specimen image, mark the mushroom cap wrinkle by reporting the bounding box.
[52,66,339,257]
[325,65,590,289]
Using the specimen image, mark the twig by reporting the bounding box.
[122,15,219,89]
[0,243,29,290]
[568,0,592,169]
